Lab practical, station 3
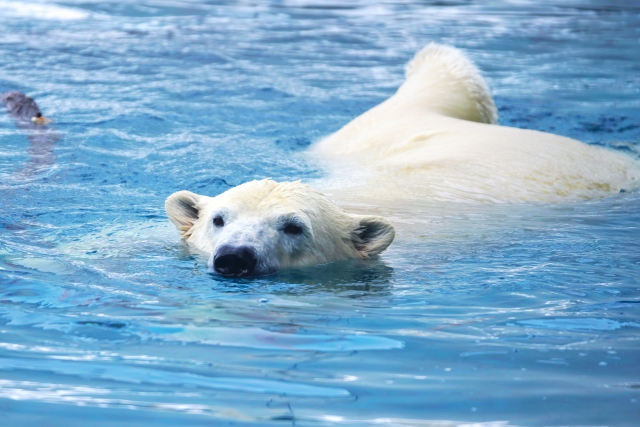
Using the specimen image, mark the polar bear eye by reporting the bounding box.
[283,223,303,235]
[213,216,224,227]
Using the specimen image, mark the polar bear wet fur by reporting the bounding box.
[166,180,395,277]
[311,43,639,203]
[166,43,640,276]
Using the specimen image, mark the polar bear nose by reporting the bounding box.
[213,245,258,277]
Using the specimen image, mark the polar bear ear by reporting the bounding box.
[350,215,395,257]
[165,190,202,236]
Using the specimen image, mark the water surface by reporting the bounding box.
[0,1,639,425]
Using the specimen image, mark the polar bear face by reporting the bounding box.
[165,179,395,277]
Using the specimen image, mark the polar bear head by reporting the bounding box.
[165,179,395,277]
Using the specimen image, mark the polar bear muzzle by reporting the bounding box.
[212,245,258,277]
[165,179,395,277]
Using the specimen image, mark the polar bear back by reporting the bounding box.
[373,116,639,202]
[312,44,640,203]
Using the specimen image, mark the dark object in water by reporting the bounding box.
[1,91,52,126]
[1,91,58,175]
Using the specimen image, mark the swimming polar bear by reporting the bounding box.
[166,43,640,277]
[166,180,395,277]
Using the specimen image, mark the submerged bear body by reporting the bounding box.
[167,43,640,275]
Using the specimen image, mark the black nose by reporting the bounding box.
[213,245,258,277]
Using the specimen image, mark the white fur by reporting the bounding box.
[311,43,640,203]
[167,43,640,272]
[166,180,394,274]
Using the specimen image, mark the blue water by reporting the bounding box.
[1,1,639,425]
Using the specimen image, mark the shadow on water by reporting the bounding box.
[208,258,394,297]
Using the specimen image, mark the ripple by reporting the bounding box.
[0,358,350,397]
[138,324,404,352]
[517,318,640,332]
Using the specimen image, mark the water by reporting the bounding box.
[1,0,639,425]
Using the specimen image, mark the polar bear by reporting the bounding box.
[310,43,639,203]
[166,43,640,276]
[166,180,394,277]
